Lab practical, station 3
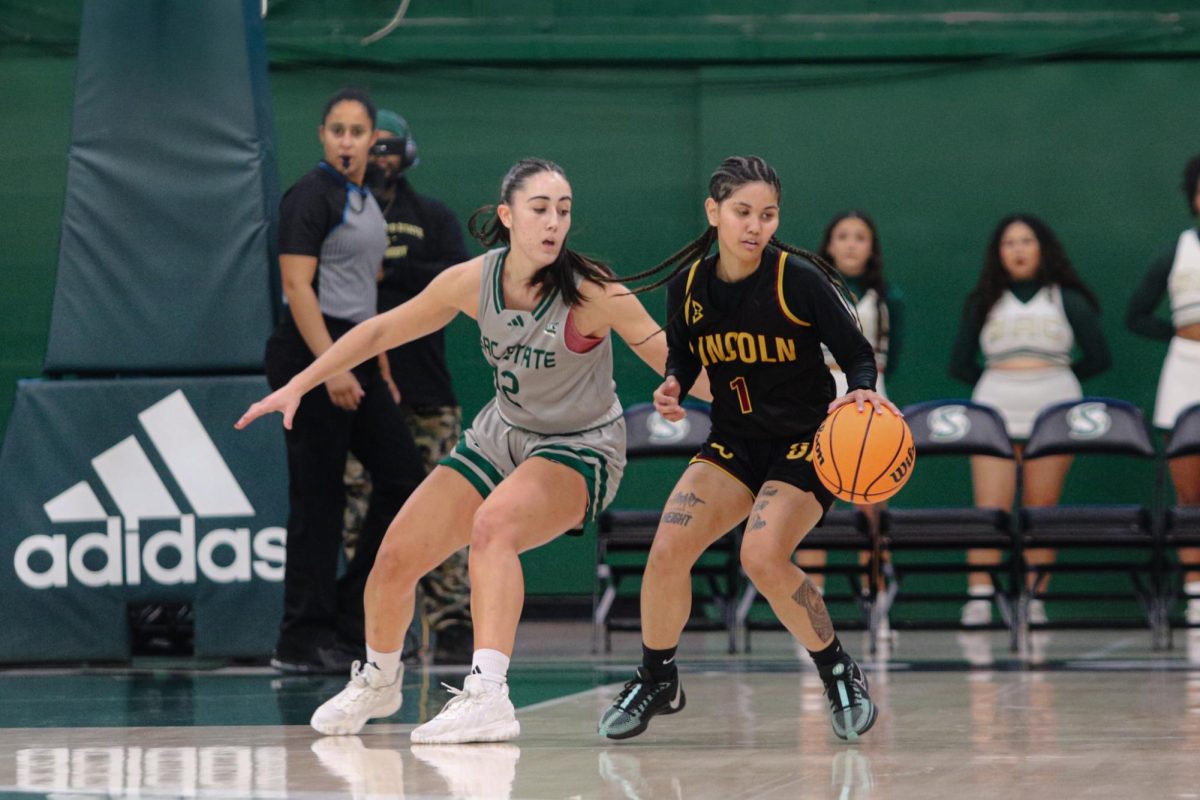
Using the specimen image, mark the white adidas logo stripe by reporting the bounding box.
[42,390,254,523]
[15,390,284,589]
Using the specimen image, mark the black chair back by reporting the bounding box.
[1165,403,1200,459]
[1023,398,1155,460]
[901,399,1014,459]
[622,402,712,459]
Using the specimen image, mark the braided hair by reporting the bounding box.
[467,158,611,307]
[612,156,854,309]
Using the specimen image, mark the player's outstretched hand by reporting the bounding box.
[828,388,903,417]
[235,384,303,431]
[653,375,686,422]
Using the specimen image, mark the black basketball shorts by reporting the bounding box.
[690,429,835,512]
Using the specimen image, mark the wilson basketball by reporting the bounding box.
[812,403,915,503]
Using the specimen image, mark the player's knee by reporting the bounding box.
[371,539,421,587]
[740,537,788,588]
[469,506,520,554]
[646,533,699,575]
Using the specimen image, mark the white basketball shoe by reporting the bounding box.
[310,661,403,736]
[412,742,521,799]
[310,735,404,799]
[410,674,520,744]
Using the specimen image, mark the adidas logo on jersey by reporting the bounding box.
[13,390,285,590]
[506,316,525,328]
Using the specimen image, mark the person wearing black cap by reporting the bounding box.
[265,88,426,673]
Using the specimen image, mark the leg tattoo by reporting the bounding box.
[664,491,705,527]
[793,576,835,643]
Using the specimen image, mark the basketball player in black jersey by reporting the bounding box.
[598,156,898,742]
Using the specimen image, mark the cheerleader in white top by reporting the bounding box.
[949,214,1111,625]
[1126,154,1200,622]
[800,212,904,607]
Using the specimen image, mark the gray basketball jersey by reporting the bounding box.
[476,247,622,435]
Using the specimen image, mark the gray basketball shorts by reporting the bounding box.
[439,400,627,522]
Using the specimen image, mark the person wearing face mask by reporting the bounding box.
[239,157,712,744]
[263,88,426,674]
[949,214,1111,627]
[341,109,474,665]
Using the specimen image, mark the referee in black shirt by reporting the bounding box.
[264,89,425,674]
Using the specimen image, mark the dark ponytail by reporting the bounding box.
[613,155,858,314]
[468,158,611,307]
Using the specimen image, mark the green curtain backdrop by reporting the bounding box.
[3,2,1197,598]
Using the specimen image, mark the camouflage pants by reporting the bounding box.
[343,405,467,658]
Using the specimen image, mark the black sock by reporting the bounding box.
[642,643,678,682]
[807,636,845,668]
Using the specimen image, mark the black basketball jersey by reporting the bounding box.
[666,245,876,439]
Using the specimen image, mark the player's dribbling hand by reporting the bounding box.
[654,375,686,422]
[828,388,903,417]
[235,384,302,431]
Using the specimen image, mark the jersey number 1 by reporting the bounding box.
[730,376,752,414]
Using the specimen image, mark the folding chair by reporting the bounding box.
[1162,402,1200,635]
[1019,398,1163,646]
[881,400,1019,645]
[593,402,740,654]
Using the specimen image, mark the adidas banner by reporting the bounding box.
[0,377,286,662]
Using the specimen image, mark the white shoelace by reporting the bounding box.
[333,661,382,711]
[432,682,492,721]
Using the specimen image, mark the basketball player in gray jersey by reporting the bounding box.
[237,158,710,745]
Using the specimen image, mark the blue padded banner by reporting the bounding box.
[45,0,279,373]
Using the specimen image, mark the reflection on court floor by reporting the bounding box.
[1,628,1198,799]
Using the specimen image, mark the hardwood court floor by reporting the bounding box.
[0,625,1197,799]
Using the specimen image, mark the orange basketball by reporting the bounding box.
[812,402,915,503]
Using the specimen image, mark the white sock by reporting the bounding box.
[471,648,510,690]
[968,584,993,598]
[1185,580,1200,595]
[367,645,402,683]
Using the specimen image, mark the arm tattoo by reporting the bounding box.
[747,516,767,531]
[792,576,835,643]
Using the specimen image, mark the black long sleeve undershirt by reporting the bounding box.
[1125,246,1177,342]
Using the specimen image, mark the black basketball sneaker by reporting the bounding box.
[598,667,686,739]
[818,654,878,740]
